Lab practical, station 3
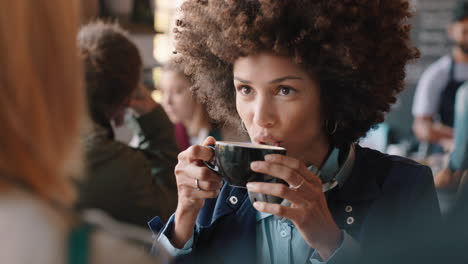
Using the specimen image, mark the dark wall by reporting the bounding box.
[386,0,458,142]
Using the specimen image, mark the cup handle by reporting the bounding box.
[203,145,220,173]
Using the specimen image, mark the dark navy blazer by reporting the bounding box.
[149,146,441,264]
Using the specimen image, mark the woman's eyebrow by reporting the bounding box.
[268,76,303,83]
[234,76,303,84]
[233,77,251,84]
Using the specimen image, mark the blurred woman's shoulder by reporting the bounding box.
[91,230,159,264]
[0,189,162,264]
[84,209,167,264]
[0,188,68,264]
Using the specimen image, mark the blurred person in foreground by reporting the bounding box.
[159,58,249,151]
[76,21,179,227]
[412,0,468,152]
[0,1,163,263]
[148,0,441,263]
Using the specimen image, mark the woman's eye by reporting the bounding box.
[239,85,252,95]
[278,86,295,96]
[175,87,185,94]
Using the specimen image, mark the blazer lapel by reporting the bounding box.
[328,146,382,202]
[326,146,386,241]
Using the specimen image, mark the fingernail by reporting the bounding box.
[264,155,274,161]
[246,182,255,189]
[253,202,259,208]
[250,162,260,169]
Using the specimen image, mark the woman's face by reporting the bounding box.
[233,53,328,164]
[159,70,197,124]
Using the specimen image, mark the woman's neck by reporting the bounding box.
[302,136,331,169]
[184,107,211,138]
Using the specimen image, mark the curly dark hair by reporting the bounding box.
[173,0,419,148]
[162,57,186,76]
[78,21,142,126]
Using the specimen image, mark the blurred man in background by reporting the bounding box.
[412,0,468,152]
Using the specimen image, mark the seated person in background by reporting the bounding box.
[435,83,468,190]
[149,0,441,263]
[159,58,248,151]
[0,1,162,263]
[412,0,468,151]
[76,21,179,227]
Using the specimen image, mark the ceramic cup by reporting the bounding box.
[204,141,287,204]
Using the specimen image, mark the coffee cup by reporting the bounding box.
[204,141,287,204]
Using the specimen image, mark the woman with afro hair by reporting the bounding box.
[148,0,441,263]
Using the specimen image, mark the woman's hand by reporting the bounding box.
[434,168,462,190]
[246,154,342,260]
[172,136,223,248]
[129,83,158,115]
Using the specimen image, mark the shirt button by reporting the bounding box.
[345,205,353,213]
[346,216,355,225]
[280,230,288,237]
[229,196,238,205]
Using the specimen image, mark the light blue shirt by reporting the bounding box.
[158,146,360,263]
[256,147,358,263]
[449,84,468,171]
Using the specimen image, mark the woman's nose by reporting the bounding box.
[253,96,276,128]
[162,93,172,106]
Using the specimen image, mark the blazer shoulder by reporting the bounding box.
[356,145,433,185]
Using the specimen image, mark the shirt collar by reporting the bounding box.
[256,145,355,222]
[308,147,340,183]
[309,144,354,188]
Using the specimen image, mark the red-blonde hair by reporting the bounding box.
[0,0,85,206]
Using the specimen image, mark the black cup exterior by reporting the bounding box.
[214,144,287,188]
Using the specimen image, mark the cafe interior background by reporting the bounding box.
[81,0,460,211]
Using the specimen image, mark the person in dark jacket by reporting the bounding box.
[76,21,178,227]
[148,1,441,263]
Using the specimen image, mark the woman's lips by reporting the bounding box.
[259,142,281,147]
[254,136,282,147]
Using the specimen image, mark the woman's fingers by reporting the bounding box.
[179,144,214,163]
[175,139,222,203]
[252,201,298,219]
[178,174,223,191]
[246,182,304,204]
[197,179,223,191]
[177,166,222,199]
[264,154,321,185]
[250,160,305,187]
[201,136,216,146]
[173,138,221,214]
[179,185,220,199]
[176,162,221,181]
